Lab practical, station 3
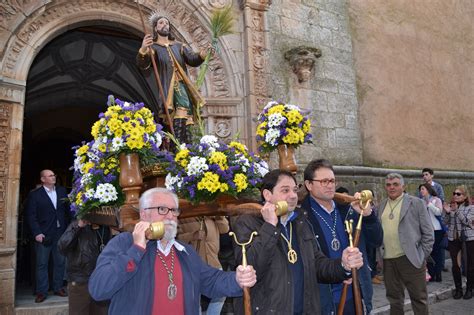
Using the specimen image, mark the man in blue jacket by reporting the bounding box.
[89,187,256,315]
[302,159,383,314]
[26,169,70,303]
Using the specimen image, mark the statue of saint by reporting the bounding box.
[136,14,210,144]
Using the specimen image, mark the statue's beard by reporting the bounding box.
[157,27,170,37]
[163,219,177,241]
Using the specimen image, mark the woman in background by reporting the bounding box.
[443,185,474,300]
[419,183,444,282]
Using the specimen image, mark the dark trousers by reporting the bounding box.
[384,255,428,315]
[68,281,108,315]
[34,231,65,294]
[427,230,445,278]
[448,239,474,290]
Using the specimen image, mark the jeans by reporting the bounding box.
[35,231,66,294]
[427,230,444,278]
[204,296,226,315]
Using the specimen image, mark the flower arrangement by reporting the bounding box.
[164,135,269,204]
[256,101,312,153]
[69,96,164,218]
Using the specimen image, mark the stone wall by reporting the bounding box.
[267,0,363,166]
[348,0,474,171]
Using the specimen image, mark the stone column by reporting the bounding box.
[0,81,25,314]
[240,0,272,151]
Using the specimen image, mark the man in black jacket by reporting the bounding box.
[25,169,70,303]
[232,169,363,314]
[58,219,111,315]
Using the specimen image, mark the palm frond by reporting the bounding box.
[210,5,234,38]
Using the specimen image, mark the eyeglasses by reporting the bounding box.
[43,174,56,178]
[385,182,401,187]
[143,206,181,216]
[453,192,463,196]
[309,178,336,187]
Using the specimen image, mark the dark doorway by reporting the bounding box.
[16,24,156,307]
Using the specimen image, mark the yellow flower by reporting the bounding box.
[256,122,267,137]
[197,172,221,193]
[175,148,190,168]
[209,151,228,169]
[219,183,229,192]
[268,105,285,115]
[76,144,89,156]
[145,124,156,134]
[283,129,300,144]
[107,118,121,132]
[76,192,83,205]
[82,161,95,174]
[98,143,107,153]
[303,119,311,133]
[122,121,133,132]
[229,141,247,154]
[286,110,303,124]
[233,173,248,192]
[126,136,144,149]
[91,121,101,138]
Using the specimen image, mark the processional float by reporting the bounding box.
[81,4,373,315]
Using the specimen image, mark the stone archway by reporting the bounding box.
[0,0,272,312]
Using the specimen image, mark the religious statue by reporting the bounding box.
[136,13,211,144]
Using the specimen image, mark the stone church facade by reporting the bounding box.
[0,0,472,313]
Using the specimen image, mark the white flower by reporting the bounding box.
[285,104,300,111]
[73,156,83,172]
[165,173,183,191]
[265,128,280,146]
[85,188,95,199]
[237,155,250,172]
[200,135,219,149]
[256,160,269,177]
[80,173,93,185]
[87,150,100,162]
[268,113,285,127]
[263,101,279,110]
[94,183,118,203]
[123,102,131,108]
[186,156,209,176]
[154,132,162,148]
[110,137,124,152]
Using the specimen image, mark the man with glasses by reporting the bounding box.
[379,173,434,314]
[232,169,364,314]
[301,159,383,314]
[89,187,256,315]
[26,169,70,303]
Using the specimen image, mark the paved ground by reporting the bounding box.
[372,259,470,314]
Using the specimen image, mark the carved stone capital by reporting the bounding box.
[284,46,322,83]
[239,0,272,11]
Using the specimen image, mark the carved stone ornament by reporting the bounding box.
[284,46,322,83]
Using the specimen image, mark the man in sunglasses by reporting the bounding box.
[301,159,383,314]
[89,187,256,315]
[379,173,434,314]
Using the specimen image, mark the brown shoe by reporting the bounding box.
[54,288,68,297]
[35,293,46,303]
[372,277,382,285]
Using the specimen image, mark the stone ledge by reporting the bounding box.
[334,165,474,180]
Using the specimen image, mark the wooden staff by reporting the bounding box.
[135,2,174,135]
[336,190,373,315]
[179,200,288,219]
[229,231,258,315]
